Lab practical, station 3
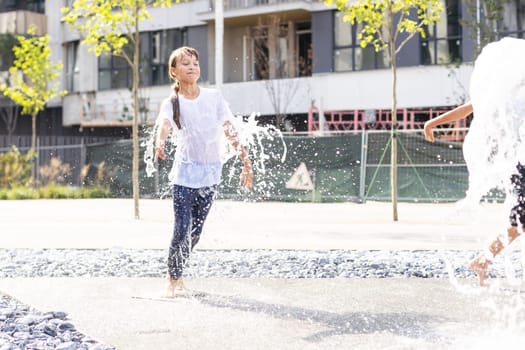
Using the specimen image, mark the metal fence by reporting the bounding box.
[0,129,473,202]
[0,135,118,186]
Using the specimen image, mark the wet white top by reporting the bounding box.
[157,87,234,188]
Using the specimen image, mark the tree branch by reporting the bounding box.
[395,22,424,54]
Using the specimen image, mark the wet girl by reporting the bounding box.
[155,46,253,297]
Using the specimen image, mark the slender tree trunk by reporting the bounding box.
[389,6,398,222]
[31,113,37,186]
[391,49,398,221]
[132,9,140,219]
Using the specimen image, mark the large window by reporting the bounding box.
[420,0,462,65]
[98,28,187,90]
[249,20,311,80]
[98,47,132,90]
[65,41,80,92]
[0,0,45,13]
[333,11,388,72]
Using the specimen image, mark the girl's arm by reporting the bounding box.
[224,120,253,189]
[155,119,172,161]
[423,102,473,142]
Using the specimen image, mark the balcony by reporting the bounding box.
[198,0,323,24]
[0,10,47,35]
[212,0,314,11]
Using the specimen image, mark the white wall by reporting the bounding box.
[62,64,474,126]
[221,64,474,116]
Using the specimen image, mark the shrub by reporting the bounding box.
[0,184,112,200]
[0,145,35,189]
[39,157,72,186]
[80,161,113,187]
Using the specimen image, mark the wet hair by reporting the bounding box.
[168,46,199,94]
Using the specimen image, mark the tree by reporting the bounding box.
[326,0,443,220]
[0,26,66,184]
[61,0,173,219]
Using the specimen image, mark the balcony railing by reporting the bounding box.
[209,0,313,11]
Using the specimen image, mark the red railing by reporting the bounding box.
[307,105,469,141]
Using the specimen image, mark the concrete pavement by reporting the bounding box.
[0,198,511,250]
[1,199,524,349]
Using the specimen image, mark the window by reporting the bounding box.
[98,44,132,90]
[0,33,17,71]
[420,0,462,65]
[248,20,312,80]
[27,0,45,13]
[98,28,187,90]
[333,11,388,72]
[0,0,45,13]
[500,0,525,38]
[296,22,312,77]
[141,28,187,86]
[65,41,80,92]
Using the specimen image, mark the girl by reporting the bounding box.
[155,46,253,297]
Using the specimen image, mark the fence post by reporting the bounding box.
[79,138,86,187]
[36,137,40,184]
[359,130,368,203]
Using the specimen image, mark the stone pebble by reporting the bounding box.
[1,248,523,349]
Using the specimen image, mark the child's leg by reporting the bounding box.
[190,186,217,250]
[469,226,521,286]
[469,165,525,286]
[165,185,193,297]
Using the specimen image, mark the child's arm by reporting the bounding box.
[155,119,172,161]
[423,102,473,142]
[224,120,253,189]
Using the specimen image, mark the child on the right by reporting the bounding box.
[423,102,524,286]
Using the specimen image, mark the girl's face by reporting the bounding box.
[172,53,200,84]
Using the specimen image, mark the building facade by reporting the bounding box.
[1,0,525,136]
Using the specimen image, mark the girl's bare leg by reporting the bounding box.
[469,226,521,286]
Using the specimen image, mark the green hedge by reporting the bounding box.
[0,185,112,200]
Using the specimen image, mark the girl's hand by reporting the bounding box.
[240,160,253,189]
[155,139,167,161]
[423,121,435,143]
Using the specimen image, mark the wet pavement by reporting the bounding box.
[1,199,524,349]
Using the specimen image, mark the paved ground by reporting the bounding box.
[1,199,525,349]
[0,198,512,250]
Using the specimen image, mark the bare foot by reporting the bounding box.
[469,255,490,287]
[164,278,185,298]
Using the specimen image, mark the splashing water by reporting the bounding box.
[143,112,286,198]
[462,37,525,207]
[444,37,525,348]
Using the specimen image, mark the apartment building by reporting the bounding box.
[1,0,524,136]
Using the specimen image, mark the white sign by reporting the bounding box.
[285,162,314,190]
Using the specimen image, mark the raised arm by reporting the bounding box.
[224,120,253,189]
[423,102,473,142]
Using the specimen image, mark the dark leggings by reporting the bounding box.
[167,184,217,279]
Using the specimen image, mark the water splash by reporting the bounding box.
[143,112,286,199]
[462,37,525,208]
[445,37,525,344]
